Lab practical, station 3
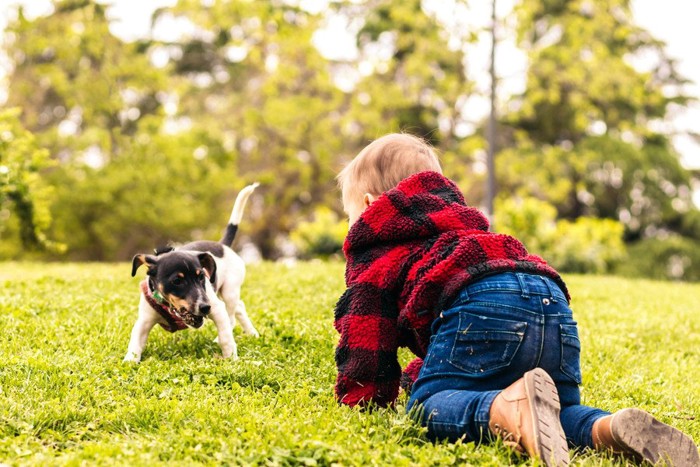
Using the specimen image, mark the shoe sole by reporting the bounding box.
[611,408,700,467]
[523,368,570,466]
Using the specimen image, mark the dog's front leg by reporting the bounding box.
[124,318,155,363]
[208,298,238,360]
[124,298,159,363]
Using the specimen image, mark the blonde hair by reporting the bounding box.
[337,133,442,213]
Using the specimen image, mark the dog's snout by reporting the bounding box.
[198,303,211,315]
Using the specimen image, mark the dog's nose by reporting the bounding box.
[199,304,211,315]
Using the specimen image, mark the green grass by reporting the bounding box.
[1,262,699,466]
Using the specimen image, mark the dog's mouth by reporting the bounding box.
[171,306,204,329]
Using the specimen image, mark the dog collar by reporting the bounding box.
[151,288,167,305]
[140,279,188,333]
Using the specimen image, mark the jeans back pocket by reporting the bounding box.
[449,311,527,375]
[560,323,583,384]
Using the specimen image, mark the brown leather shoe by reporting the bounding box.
[488,368,570,466]
[592,408,700,467]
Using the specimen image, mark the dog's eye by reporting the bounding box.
[198,274,206,282]
[171,278,184,287]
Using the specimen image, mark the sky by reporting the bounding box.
[1,0,699,177]
[632,1,700,171]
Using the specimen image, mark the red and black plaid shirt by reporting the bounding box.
[334,171,569,407]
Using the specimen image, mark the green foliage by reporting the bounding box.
[1,0,698,271]
[513,0,688,144]
[46,126,248,261]
[290,207,348,259]
[548,217,627,274]
[0,108,62,254]
[346,0,474,146]
[2,0,168,260]
[334,0,485,202]
[501,0,695,241]
[494,197,558,254]
[155,0,478,258]
[1,262,699,465]
[6,1,166,154]
[155,0,347,258]
[495,197,626,274]
[614,236,700,281]
[497,135,694,237]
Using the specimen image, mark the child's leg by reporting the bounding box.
[560,404,610,447]
[548,292,700,465]
[409,388,498,442]
[552,320,700,465]
[409,368,569,466]
[407,273,575,465]
[560,400,700,467]
[590,408,700,466]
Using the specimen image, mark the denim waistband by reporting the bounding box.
[451,272,568,306]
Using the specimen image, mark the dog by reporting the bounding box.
[124,183,260,362]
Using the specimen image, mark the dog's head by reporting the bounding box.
[131,250,217,328]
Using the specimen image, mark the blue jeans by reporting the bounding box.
[407,272,608,448]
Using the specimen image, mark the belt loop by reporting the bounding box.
[461,286,470,302]
[516,273,530,299]
[541,276,558,303]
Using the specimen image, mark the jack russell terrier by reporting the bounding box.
[125,183,260,362]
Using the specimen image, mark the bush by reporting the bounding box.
[614,236,700,281]
[547,218,627,274]
[290,207,348,259]
[494,197,557,255]
[0,108,63,257]
[495,197,627,274]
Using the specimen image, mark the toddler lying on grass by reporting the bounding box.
[333,133,699,466]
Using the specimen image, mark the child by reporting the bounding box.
[333,133,699,466]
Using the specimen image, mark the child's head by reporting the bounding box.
[337,133,442,225]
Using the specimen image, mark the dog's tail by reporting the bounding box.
[220,182,259,247]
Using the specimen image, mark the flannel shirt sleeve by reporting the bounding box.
[399,357,423,395]
[334,284,402,408]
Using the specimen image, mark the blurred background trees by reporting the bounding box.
[0,108,61,256]
[498,0,698,279]
[1,0,698,280]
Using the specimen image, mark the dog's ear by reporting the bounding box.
[198,252,217,285]
[154,245,174,256]
[131,254,157,277]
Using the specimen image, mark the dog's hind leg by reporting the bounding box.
[233,299,259,337]
[220,287,259,337]
[213,298,258,345]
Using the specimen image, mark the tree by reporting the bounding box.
[5,0,166,162]
[337,0,480,193]
[152,0,486,257]
[0,108,61,255]
[46,121,243,260]
[498,0,696,240]
[2,0,237,260]
[150,0,346,257]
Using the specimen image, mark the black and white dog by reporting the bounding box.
[124,183,260,362]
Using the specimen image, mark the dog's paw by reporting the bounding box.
[216,352,239,360]
[242,326,259,337]
[123,352,142,363]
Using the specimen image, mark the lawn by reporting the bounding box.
[1,262,699,466]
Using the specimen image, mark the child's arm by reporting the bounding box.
[334,285,402,407]
[399,357,423,395]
